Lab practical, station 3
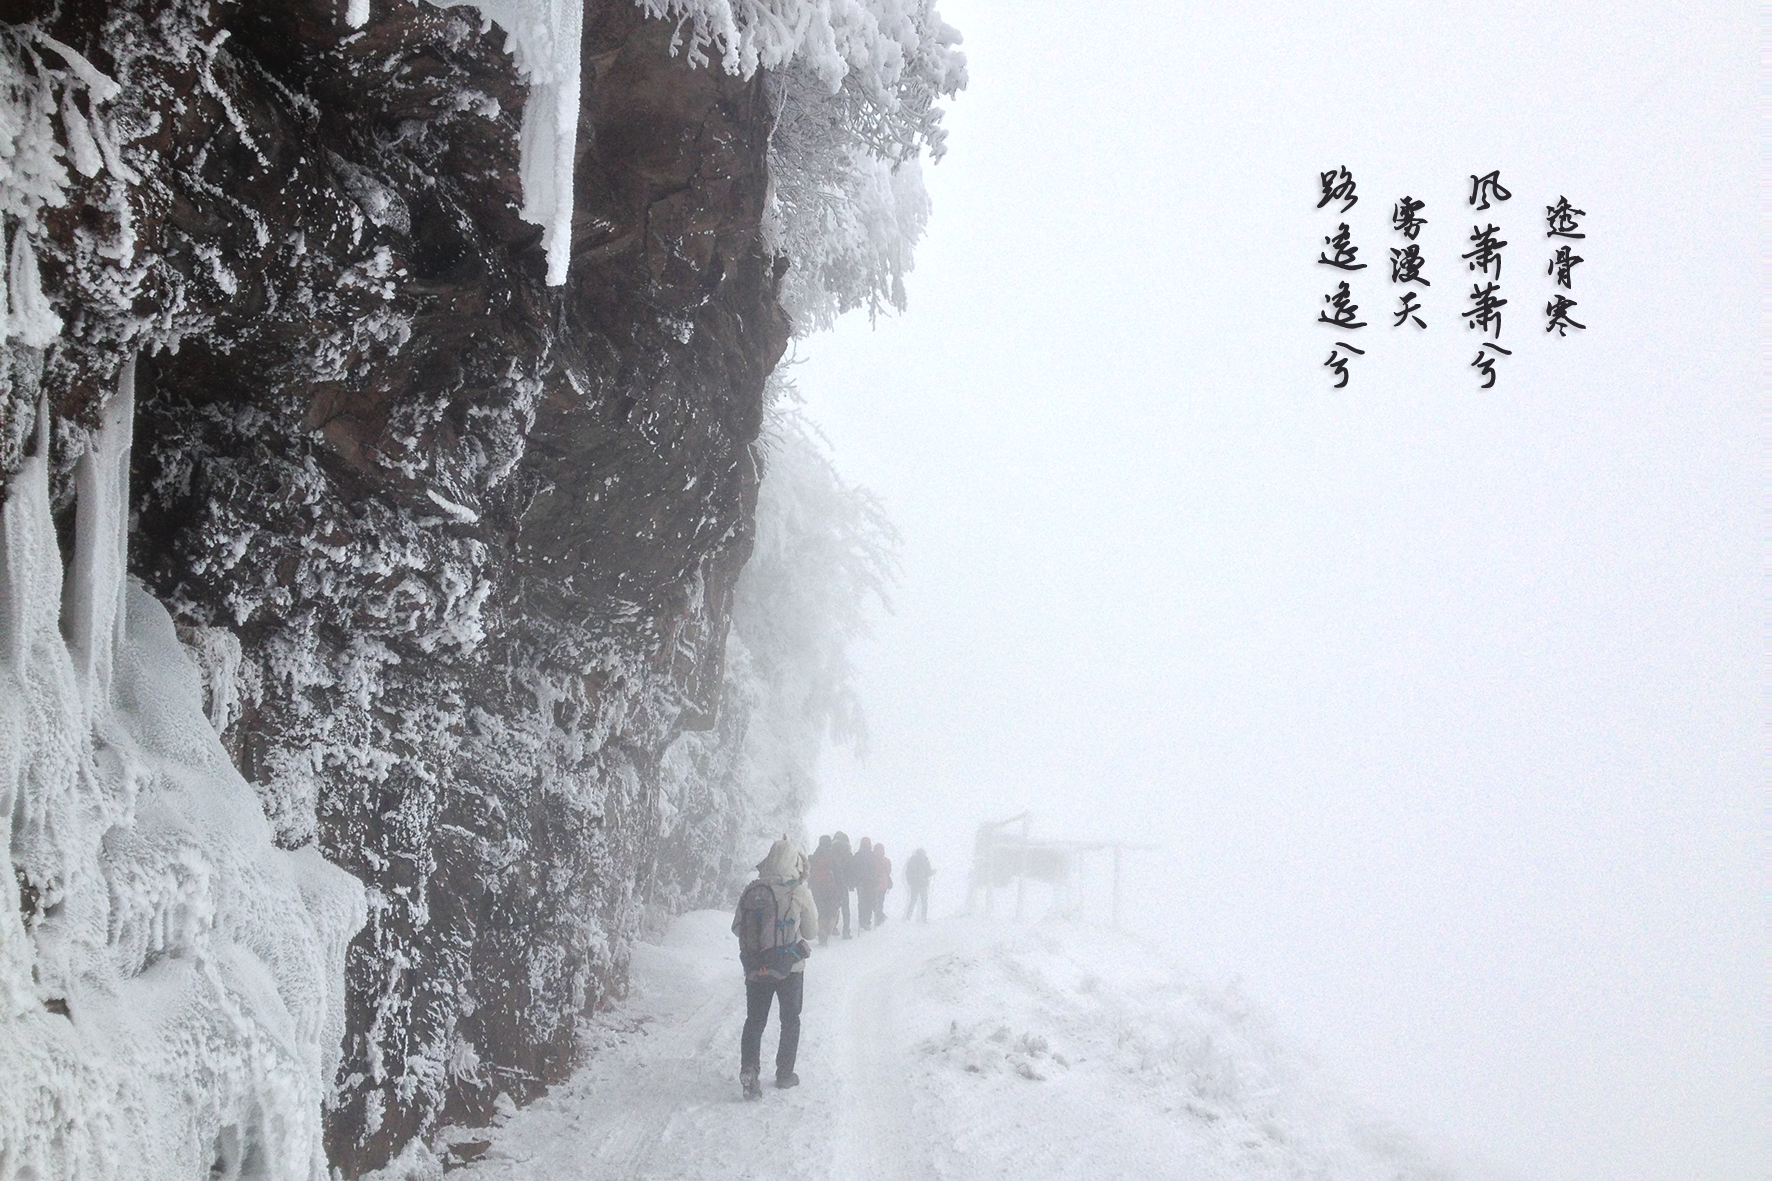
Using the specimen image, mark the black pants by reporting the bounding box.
[741,972,804,1078]
[856,887,877,930]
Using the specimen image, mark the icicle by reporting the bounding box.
[520,64,580,286]
[427,0,581,285]
[181,624,244,734]
[0,396,60,1015]
[0,397,54,670]
[9,232,62,349]
[0,220,11,350]
[61,357,134,702]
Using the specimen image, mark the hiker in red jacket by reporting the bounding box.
[808,835,842,946]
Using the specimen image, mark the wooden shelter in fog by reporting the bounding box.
[967,813,1154,925]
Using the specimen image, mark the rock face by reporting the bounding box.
[3,0,788,1171]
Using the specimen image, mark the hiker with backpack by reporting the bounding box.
[808,835,842,946]
[903,848,934,922]
[872,843,892,928]
[732,837,819,1099]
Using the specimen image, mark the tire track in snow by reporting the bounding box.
[834,922,934,1181]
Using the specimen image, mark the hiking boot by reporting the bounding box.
[775,1072,800,1090]
[741,1069,762,1100]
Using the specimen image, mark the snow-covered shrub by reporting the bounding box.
[906,924,1454,1181]
[738,382,899,753]
[766,82,936,331]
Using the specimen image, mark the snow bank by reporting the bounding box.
[901,921,1453,1181]
[0,371,366,1179]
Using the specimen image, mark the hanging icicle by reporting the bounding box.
[61,357,133,703]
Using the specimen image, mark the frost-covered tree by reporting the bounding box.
[636,0,967,331]
[653,378,898,912]
[737,385,898,753]
[765,75,937,332]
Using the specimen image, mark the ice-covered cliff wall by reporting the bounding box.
[0,370,365,1181]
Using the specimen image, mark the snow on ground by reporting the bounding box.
[424,911,1453,1180]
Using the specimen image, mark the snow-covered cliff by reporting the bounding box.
[0,0,958,1174]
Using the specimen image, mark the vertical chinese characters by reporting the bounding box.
[1390,195,1429,329]
[1318,166,1358,214]
[1318,167,1366,387]
[1544,196,1587,337]
[1465,170,1512,388]
[1302,169,1588,389]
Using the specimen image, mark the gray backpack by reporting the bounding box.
[736,880,806,982]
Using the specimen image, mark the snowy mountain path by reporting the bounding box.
[444,912,1453,1181]
[452,913,941,1181]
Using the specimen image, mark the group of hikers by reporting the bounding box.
[730,834,935,1099]
[807,832,935,942]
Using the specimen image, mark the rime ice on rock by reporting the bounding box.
[0,2,968,1171]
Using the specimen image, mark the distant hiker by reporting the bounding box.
[903,848,934,923]
[830,831,855,939]
[872,843,892,927]
[855,838,878,931]
[809,835,842,947]
[733,837,818,1099]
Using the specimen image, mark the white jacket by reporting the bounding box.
[734,838,819,973]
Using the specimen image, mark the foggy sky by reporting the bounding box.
[796,3,1760,1181]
